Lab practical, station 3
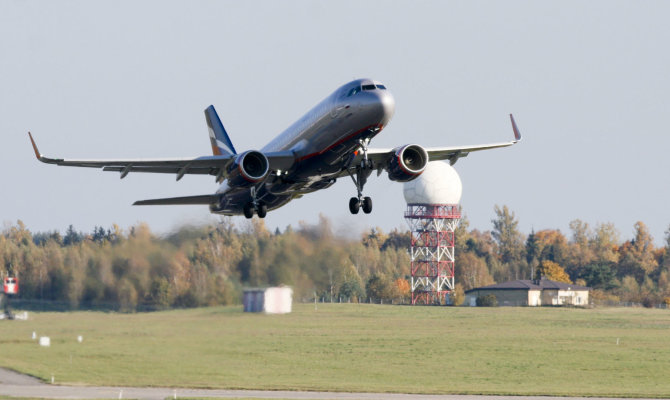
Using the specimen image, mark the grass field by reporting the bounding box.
[1,304,669,397]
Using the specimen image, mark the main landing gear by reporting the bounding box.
[243,186,267,219]
[348,138,374,215]
[349,196,372,214]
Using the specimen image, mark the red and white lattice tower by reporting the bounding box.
[403,162,463,305]
[404,204,460,304]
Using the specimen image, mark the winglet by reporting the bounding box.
[28,132,43,161]
[204,105,237,156]
[510,114,522,142]
[28,132,62,164]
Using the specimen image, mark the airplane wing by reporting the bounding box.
[28,133,295,181]
[133,194,220,206]
[355,114,522,170]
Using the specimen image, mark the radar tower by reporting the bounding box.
[403,162,462,305]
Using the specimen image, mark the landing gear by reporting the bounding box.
[347,138,374,215]
[243,201,267,219]
[349,196,372,215]
[362,196,372,214]
[349,197,360,214]
[243,203,254,219]
[243,186,267,219]
[257,203,267,218]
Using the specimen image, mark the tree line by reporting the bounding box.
[2,205,669,311]
[454,205,670,307]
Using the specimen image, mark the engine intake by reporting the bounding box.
[386,144,428,182]
[227,150,270,187]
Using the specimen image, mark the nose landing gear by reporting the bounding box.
[348,138,374,215]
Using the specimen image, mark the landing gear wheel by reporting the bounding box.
[362,196,373,214]
[257,203,268,218]
[349,197,360,214]
[243,203,254,219]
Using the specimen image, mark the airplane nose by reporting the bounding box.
[351,87,396,127]
[379,90,395,125]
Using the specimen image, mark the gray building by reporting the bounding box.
[465,278,590,307]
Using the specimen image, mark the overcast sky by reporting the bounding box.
[2,1,669,245]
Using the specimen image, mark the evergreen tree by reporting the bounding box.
[491,205,525,264]
[63,225,82,246]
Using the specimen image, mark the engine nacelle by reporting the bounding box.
[386,144,428,182]
[226,150,270,187]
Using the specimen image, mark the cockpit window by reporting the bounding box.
[347,86,360,97]
[376,84,386,90]
[362,84,376,91]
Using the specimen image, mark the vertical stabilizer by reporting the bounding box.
[205,105,237,156]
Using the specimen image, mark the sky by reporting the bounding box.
[2,1,670,245]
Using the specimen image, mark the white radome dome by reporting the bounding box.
[403,161,462,205]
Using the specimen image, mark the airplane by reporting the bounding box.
[29,78,521,219]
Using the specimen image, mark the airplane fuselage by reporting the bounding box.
[211,79,395,215]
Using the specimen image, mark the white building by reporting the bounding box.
[243,286,293,314]
[465,278,590,307]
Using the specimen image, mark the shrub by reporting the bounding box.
[642,297,655,308]
[476,294,498,307]
[450,284,465,306]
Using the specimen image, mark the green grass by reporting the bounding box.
[1,304,669,397]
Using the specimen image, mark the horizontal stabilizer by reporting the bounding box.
[133,194,220,206]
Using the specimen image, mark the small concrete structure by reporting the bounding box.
[243,286,293,314]
[465,278,590,307]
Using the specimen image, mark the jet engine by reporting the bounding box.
[386,144,428,182]
[226,150,270,187]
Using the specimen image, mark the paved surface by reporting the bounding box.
[0,368,660,400]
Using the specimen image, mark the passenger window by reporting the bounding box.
[362,84,376,91]
[376,84,386,90]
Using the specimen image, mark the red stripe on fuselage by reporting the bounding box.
[296,124,383,162]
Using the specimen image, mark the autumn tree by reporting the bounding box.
[592,222,620,265]
[456,251,493,291]
[393,278,410,304]
[567,219,595,270]
[338,263,365,302]
[365,273,393,303]
[618,222,658,282]
[536,260,572,284]
[533,230,569,267]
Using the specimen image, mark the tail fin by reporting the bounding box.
[205,105,237,156]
